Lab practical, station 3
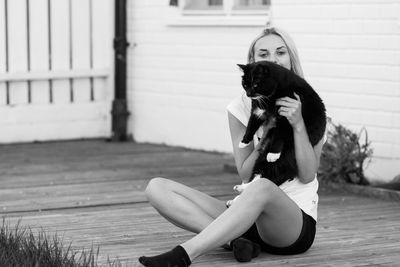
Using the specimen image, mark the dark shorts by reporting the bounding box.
[241,209,316,255]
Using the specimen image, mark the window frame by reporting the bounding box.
[167,0,271,27]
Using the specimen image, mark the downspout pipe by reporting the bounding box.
[111,0,130,141]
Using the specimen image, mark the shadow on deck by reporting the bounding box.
[1,140,399,266]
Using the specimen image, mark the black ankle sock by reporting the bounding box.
[231,237,261,262]
[221,243,233,251]
[138,245,191,267]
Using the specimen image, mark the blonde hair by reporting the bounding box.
[247,26,304,78]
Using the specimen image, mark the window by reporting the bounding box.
[181,0,270,15]
[184,0,223,12]
[169,0,271,26]
[233,0,271,11]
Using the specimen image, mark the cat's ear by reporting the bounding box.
[237,64,246,72]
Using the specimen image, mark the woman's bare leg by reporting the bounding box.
[144,177,227,234]
[181,178,303,261]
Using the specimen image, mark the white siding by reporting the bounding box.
[127,0,400,182]
[127,0,263,152]
[272,0,400,182]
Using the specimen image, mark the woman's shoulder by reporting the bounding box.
[227,93,250,109]
[227,93,251,126]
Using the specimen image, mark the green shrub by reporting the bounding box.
[318,120,373,185]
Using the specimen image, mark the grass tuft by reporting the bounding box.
[0,217,125,267]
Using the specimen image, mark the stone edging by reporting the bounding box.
[223,163,400,202]
[320,181,400,202]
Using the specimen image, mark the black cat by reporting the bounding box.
[237,61,326,186]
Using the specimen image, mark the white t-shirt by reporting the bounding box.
[226,93,320,221]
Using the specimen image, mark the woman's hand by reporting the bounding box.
[276,92,304,131]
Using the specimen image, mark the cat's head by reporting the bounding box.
[237,61,279,100]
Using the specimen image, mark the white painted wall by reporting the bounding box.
[127,0,400,182]
[272,0,400,182]
[127,1,265,152]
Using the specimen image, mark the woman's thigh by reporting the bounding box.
[245,179,304,248]
[146,178,227,226]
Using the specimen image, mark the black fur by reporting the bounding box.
[238,61,326,186]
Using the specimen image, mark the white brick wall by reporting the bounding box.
[271,0,400,181]
[127,0,264,152]
[127,0,400,182]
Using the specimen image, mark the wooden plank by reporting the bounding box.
[0,164,225,189]
[71,0,91,103]
[0,119,109,143]
[50,0,70,104]
[0,69,110,82]
[0,0,6,105]
[29,0,50,104]
[91,0,113,102]
[1,141,400,266]
[5,197,400,266]
[0,174,237,213]
[0,141,237,212]
[0,102,111,143]
[7,0,28,104]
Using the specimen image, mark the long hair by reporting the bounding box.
[247,26,304,78]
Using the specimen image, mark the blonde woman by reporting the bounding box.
[139,26,324,267]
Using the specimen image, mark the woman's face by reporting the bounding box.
[253,34,291,70]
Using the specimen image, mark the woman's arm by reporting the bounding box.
[276,93,324,184]
[229,92,324,184]
[228,112,263,182]
[292,120,324,183]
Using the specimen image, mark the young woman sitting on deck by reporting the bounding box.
[138,26,325,267]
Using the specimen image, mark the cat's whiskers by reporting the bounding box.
[250,95,261,105]
[257,96,269,109]
[251,96,264,107]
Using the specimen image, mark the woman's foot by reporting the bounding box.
[138,245,191,267]
[231,237,261,262]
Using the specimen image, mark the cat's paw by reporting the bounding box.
[238,142,247,148]
[238,141,251,148]
[253,174,262,181]
[233,183,246,193]
[266,152,281,162]
[226,195,240,207]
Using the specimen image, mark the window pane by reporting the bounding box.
[209,0,223,5]
[233,0,270,9]
[184,0,223,10]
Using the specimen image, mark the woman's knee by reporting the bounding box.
[243,178,279,205]
[145,177,170,201]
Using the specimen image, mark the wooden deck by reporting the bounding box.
[1,140,399,266]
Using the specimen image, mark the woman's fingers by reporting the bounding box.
[293,92,301,102]
[276,93,303,127]
[278,107,294,117]
[276,99,299,108]
[276,96,295,103]
[278,107,292,112]
[276,94,301,106]
[276,96,295,104]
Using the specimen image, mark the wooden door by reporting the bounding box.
[0,0,114,143]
